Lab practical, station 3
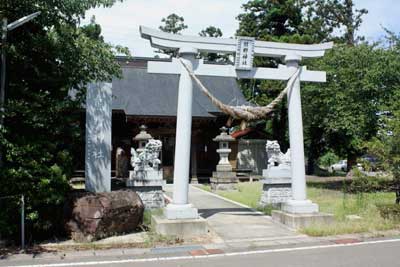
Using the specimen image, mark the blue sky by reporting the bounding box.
[83,0,400,56]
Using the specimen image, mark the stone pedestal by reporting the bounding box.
[282,199,319,213]
[127,170,165,209]
[151,215,207,238]
[129,168,162,181]
[260,152,292,207]
[164,203,199,220]
[272,210,334,229]
[259,177,292,208]
[262,164,291,178]
[211,173,238,191]
[190,176,199,184]
[216,163,232,172]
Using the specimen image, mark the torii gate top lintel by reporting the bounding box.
[140,26,333,83]
[140,26,333,59]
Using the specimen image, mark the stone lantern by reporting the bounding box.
[133,125,153,153]
[211,127,237,190]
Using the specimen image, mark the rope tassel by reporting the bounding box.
[179,58,301,121]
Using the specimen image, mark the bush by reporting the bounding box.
[347,169,392,193]
[0,164,70,243]
[377,203,400,221]
[318,151,340,169]
[349,169,380,193]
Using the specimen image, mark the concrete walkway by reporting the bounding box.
[164,185,311,248]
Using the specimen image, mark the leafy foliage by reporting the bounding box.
[236,0,367,45]
[364,88,400,203]
[348,169,386,193]
[303,43,400,171]
[198,26,230,63]
[0,0,128,241]
[159,13,187,34]
[304,0,368,45]
[237,0,305,41]
[318,151,340,168]
[158,13,187,56]
[199,26,222,38]
[377,203,400,220]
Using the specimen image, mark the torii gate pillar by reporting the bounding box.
[164,47,200,220]
[283,54,318,213]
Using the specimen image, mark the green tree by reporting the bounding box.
[302,43,400,171]
[305,0,368,45]
[237,0,305,41]
[237,0,367,45]
[199,26,222,38]
[198,26,230,63]
[158,13,188,57]
[364,32,400,204]
[81,16,104,41]
[318,150,340,169]
[0,0,128,241]
[366,107,400,204]
[159,13,188,34]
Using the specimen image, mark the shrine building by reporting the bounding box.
[105,56,250,181]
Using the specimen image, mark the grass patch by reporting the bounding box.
[143,208,163,227]
[202,183,262,208]
[204,182,400,236]
[200,185,212,192]
[143,231,182,247]
[201,183,272,214]
[141,208,183,247]
[219,182,263,208]
[304,187,399,236]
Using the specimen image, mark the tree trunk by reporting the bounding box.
[347,153,357,172]
[307,156,315,175]
[344,0,355,46]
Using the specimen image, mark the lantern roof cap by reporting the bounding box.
[213,127,235,142]
[133,125,153,141]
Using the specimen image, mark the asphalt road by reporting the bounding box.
[2,239,400,267]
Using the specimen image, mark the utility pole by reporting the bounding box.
[0,14,7,167]
[0,11,40,167]
[21,195,25,250]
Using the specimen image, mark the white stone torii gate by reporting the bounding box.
[140,26,333,219]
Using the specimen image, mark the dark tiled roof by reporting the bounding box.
[111,58,248,118]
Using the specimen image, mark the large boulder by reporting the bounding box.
[65,190,144,242]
